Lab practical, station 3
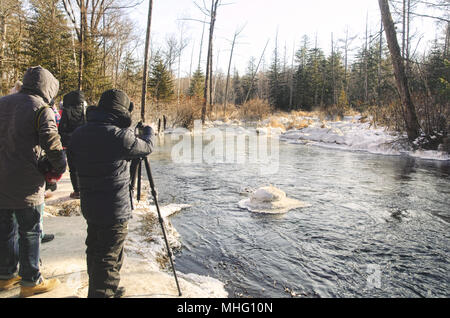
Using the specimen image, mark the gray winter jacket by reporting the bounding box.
[0,66,66,209]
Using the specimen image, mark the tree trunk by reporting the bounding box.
[244,40,269,104]
[0,14,6,95]
[377,17,383,108]
[364,13,369,104]
[78,1,85,90]
[289,41,295,109]
[141,0,154,123]
[201,0,219,124]
[224,32,237,116]
[378,0,420,141]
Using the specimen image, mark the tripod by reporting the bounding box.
[130,156,182,296]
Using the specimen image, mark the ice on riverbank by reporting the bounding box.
[276,116,450,161]
[162,114,449,161]
[126,200,228,297]
[239,186,310,214]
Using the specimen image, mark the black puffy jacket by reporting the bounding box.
[69,106,154,225]
[59,90,86,147]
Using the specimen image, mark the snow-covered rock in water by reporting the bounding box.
[238,186,310,214]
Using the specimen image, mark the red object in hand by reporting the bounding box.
[45,171,62,184]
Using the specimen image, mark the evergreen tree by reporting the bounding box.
[26,0,77,96]
[293,38,311,110]
[233,71,244,105]
[241,57,258,102]
[118,51,141,98]
[148,53,175,103]
[0,0,28,95]
[187,67,205,98]
[268,41,289,110]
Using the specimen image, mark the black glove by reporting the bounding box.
[141,125,154,141]
[37,156,52,175]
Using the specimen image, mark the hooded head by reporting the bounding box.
[21,66,59,104]
[63,90,85,108]
[97,89,133,113]
[88,89,133,128]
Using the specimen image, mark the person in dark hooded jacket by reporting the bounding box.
[58,90,86,199]
[0,66,66,297]
[70,89,154,298]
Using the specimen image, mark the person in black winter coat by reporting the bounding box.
[69,89,154,298]
[58,90,86,198]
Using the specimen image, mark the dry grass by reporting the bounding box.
[237,99,272,121]
[45,200,81,217]
[269,118,286,130]
[138,211,180,269]
[286,118,313,130]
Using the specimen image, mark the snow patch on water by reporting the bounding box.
[238,186,310,214]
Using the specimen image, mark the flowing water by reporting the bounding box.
[148,132,450,298]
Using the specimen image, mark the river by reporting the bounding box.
[147,131,450,298]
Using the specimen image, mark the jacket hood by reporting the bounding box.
[63,90,85,108]
[21,66,59,104]
[97,89,132,113]
[86,106,132,129]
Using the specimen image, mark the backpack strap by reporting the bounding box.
[34,105,49,132]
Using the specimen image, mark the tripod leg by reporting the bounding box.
[143,157,182,296]
[137,159,142,202]
[129,159,140,210]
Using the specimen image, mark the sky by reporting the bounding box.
[128,0,443,76]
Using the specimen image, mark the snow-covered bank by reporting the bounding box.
[0,173,227,298]
[163,115,449,161]
[124,198,228,298]
[278,116,450,161]
[190,114,448,161]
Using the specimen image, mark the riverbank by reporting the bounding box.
[0,173,227,298]
[168,112,449,162]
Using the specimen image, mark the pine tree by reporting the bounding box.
[187,67,205,98]
[148,54,175,104]
[26,0,77,96]
[232,71,244,105]
[0,0,27,95]
[241,57,258,102]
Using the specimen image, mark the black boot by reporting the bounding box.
[42,234,55,243]
[114,287,126,298]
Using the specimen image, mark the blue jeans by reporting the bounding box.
[0,205,43,286]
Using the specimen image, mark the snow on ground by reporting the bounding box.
[165,116,448,161]
[278,116,450,161]
[126,198,228,297]
[201,114,449,161]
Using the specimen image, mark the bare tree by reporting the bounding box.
[223,25,245,116]
[339,26,357,96]
[141,0,153,122]
[243,39,269,104]
[61,0,142,91]
[379,0,420,141]
[191,0,222,123]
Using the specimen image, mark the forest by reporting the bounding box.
[0,0,449,150]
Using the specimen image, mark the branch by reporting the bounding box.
[178,17,210,24]
[409,12,450,23]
